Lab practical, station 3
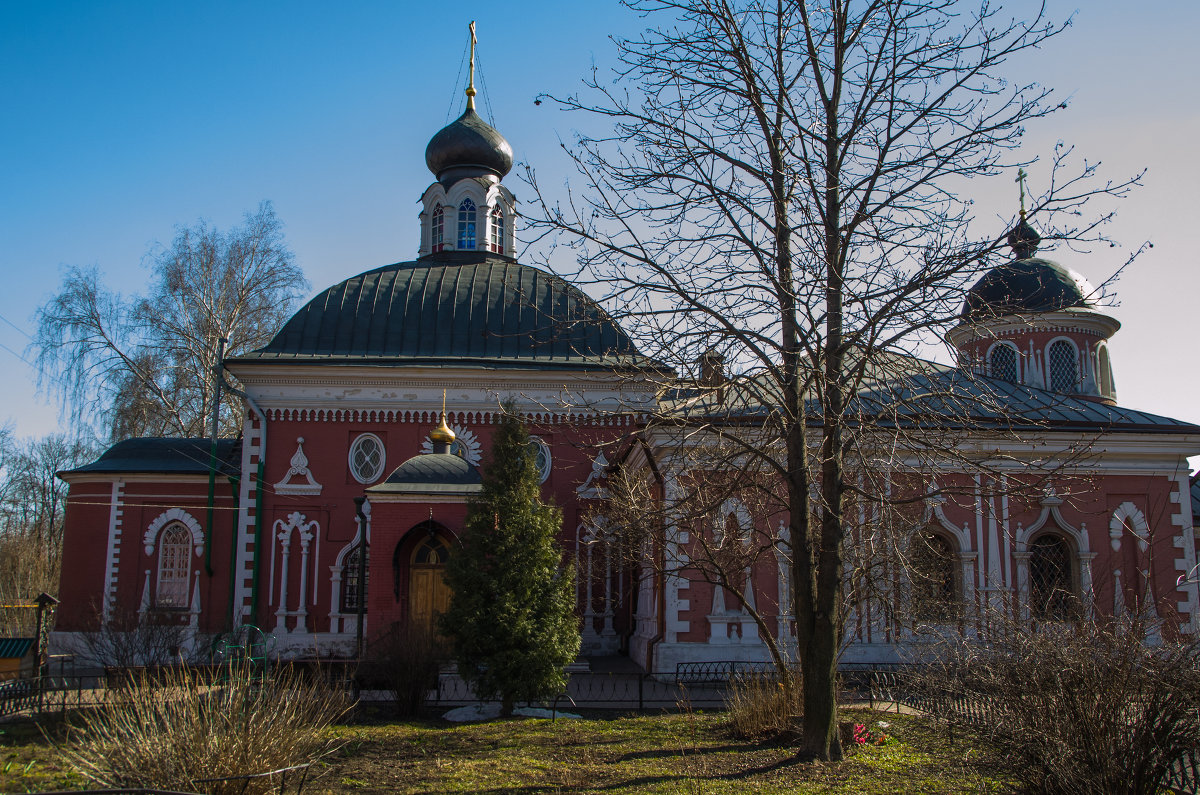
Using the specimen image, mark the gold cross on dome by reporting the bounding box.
[1016,167,1028,218]
[466,21,477,111]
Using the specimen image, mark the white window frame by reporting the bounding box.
[528,436,552,483]
[155,523,192,608]
[348,433,386,484]
[1046,337,1080,393]
[986,341,1020,383]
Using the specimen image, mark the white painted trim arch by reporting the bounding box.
[144,508,204,557]
[713,498,753,547]
[1045,336,1081,393]
[1015,492,1090,554]
[1109,501,1149,552]
[985,340,1021,383]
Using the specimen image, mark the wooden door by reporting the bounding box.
[409,536,451,634]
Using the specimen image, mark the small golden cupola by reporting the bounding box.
[429,413,456,454]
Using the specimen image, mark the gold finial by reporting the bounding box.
[466,21,478,112]
[1016,167,1028,219]
[431,389,456,445]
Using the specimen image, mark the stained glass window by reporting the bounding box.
[458,198,477,250]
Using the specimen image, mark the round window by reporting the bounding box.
[529,437,551,484]
[348,434,385,484]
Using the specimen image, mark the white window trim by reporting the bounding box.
[143,507,204,557]
[348,433,386,484]
[713,498,753,548]
[529,436,552,483]
[1046,336,1080,392]
[985,340,1021,382]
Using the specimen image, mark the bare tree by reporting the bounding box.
[527,0,1139,760]
[32,201,307,440]
[0,431,95,630]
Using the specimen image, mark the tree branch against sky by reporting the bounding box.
[30,202,307,441]
[525,0,1140,760]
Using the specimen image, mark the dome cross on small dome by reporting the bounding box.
[466,20,478,112]
[1008,167,1041,259]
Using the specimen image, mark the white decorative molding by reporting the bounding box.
[421,423,482,465]
[577,451,609,499]
[271,512,320,635]
[348,433,386,484]
[713,498,752,548]
[1109,501,1149,552]
[144,508,204,557]
[1169,473,1199,633]
[102,480,125,623]
[275,437,322,495]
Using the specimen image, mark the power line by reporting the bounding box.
[0,340,34,367]
[0,310,32,340]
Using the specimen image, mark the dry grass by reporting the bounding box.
[2,704,1010,793]
[726,675,802,740]
[57,661,349,794]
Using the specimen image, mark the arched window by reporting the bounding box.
[430,205,445,252]
[457,198,477,250]
[1048,340,1078,393]
[489,205,504,253]
[1029,534,1075,620]
[413,537,449,565]
[911,532,959,621]
[156,524,191,607]
[341,544,368,613]
[989,344,1018,383]
[1097,344,1115,398]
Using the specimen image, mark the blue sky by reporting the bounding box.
[1,1,1197,459]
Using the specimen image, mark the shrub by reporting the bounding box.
[59,660,348,794]
[726,672,801,739]
[919,617,1200,795]
[362,622,446,716]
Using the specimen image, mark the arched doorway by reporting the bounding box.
[408,534,451,634]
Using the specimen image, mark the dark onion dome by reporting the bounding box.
[234,251,646,370]
[367,452,482,496]
[425,108,513,187]
[961,219,1098,322]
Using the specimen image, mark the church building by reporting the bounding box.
[51,75,1200,671]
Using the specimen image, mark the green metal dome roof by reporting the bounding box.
[425,108,513,187]
[236,251,644,369]
[367,452,482,496]
[961,257,1097,321]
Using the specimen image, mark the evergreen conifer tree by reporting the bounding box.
[439,405,579,716]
